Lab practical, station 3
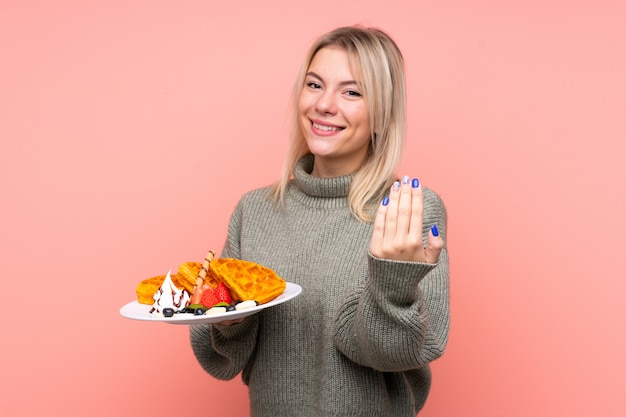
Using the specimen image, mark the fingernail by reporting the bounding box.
[382,196,389,206]
[402,175,410,184]
[412,178,419,188]
[393,181,401,191]
[431,224,439,237]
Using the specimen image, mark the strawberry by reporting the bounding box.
[214,282,233,305]
[199,285,219,308]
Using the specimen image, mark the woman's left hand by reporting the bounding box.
[369,176,443,263]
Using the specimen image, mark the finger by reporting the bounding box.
[395,176,413,238]
[369,195,389,256]
[424,224,444,264]
[383,180,402,240]
[218,318,245,326]
[408,178,424,244]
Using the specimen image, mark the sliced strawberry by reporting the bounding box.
[214,282,232,305]
[199,285,219,308]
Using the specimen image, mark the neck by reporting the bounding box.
[310,155,365,178]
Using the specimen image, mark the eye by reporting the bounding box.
[346,90,362,97]
[306,81,322,89]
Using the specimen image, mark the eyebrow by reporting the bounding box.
[306,71,359,87]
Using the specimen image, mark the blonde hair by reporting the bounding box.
[271,26,407,222]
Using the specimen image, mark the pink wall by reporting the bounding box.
[2,1,625,415]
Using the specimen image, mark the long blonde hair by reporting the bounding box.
[271,26,407,222]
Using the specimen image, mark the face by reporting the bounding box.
[298,46,371,177]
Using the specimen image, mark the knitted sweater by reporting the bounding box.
[189,155,449,416]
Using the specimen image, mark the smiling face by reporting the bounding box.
[298,46,372,177]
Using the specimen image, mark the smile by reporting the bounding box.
[312,121,343,132]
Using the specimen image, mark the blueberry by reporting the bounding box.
[194,308,206,316]
[163,308,175,317]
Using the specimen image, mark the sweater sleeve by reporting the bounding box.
[188,199,261,381]
[333,189,450,372]
[189,316,260,380]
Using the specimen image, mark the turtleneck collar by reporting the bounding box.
[290,155,353,207]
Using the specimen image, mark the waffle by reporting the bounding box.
[177,261,219,291]
[207,258,286,304]
[177,262,201,289]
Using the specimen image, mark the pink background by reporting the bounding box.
[2,1,625,415]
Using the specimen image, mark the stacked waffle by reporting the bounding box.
[207,258,287,305]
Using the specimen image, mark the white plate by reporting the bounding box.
[120,282,302,325]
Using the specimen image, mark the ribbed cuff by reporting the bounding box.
[367,253,437,305]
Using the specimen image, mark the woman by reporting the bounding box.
[190,26,449,416]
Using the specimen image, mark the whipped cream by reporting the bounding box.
[150,269,190,315]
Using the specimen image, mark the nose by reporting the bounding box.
[315,90,337,115]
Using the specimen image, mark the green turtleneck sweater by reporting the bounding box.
[190,155,449,416]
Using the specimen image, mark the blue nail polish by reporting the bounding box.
[382,196,389,206]
[412,178,419,188]
[393,181,401,191]
[402,175,410,184]
[431,224,439,237]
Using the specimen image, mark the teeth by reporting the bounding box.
[313,122,341,131]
